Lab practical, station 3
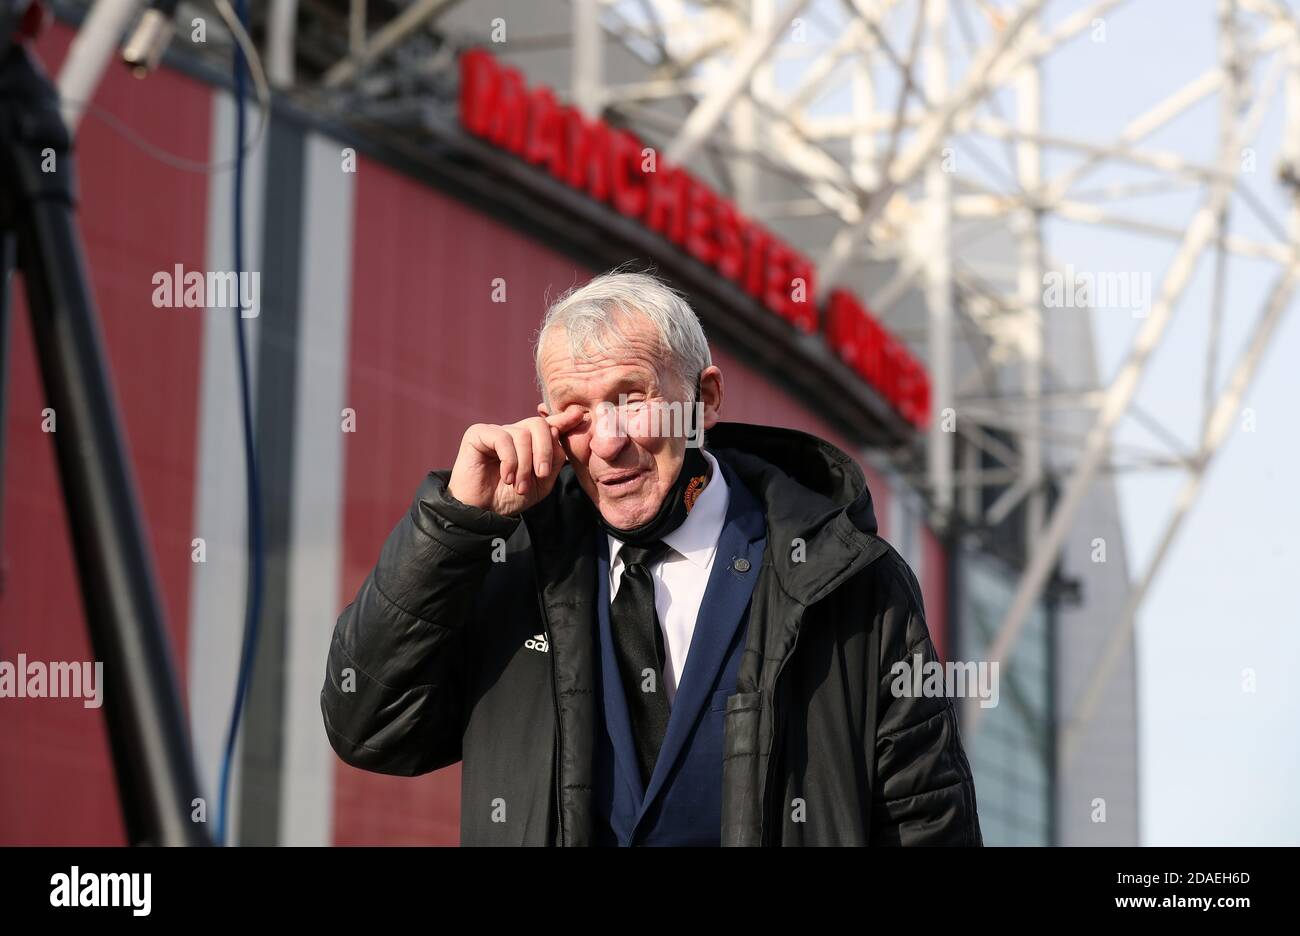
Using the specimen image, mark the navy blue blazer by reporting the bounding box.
[591,459,767,846]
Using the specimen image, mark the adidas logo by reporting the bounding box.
[524,633,549,653]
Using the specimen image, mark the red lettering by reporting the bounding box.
[484,66,529,155]
[685,179,719,266]
[646,164,688,244]
[524,88,568,180]
[785,254,817,333]
[764,242,794,322]
[911,369,932,429]
[715,201,745,280]
[609,130,648,218]
[826,290,865,370]
[862,315,885,388]
[881,334,904,410]
[744,226,770,299]
[566,111,611,203]
[459,49,500,138]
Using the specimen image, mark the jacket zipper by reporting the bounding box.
[535,592,565,847]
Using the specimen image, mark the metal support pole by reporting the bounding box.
[267,0,299,88]
[572,0,602,118]
[732,0,775,211]
[1015,14,1044,544]
[924,0,953,526]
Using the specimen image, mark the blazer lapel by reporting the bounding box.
[639,463,767,816]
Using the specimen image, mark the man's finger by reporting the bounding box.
[545,405,587,434]
[510,425,534,494]
[549,425,568,468]
[525,417,555,479]
[471,425,517,486]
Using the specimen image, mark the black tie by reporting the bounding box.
[610,540,672,789]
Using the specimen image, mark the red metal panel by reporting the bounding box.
[921,526,949,661]
[0,23,210,844]
[711,345,892,537]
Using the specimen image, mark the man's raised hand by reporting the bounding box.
[447,407,585,516]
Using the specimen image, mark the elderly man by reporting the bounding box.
[321,271,981,846]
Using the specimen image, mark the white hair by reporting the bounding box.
[535,270,712,404]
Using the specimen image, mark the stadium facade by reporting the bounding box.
[0,8,1137,845]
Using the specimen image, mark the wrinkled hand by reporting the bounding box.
[447,407,585,516]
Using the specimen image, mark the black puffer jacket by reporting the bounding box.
[321,422,982,845]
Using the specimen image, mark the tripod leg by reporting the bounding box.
[0,230,12,589]
[0,43,209,846]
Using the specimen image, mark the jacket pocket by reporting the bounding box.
[720,690,765,845]
[721,690,764,758]
[710,688,736,713]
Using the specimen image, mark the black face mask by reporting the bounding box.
[595,444,711,547]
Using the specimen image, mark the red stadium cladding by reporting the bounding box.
[458,47,932,432]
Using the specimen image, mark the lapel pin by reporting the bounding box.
[732,557,751,573]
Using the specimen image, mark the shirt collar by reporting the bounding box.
[608,448,729,571]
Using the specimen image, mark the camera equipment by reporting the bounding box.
[0,0,208,845]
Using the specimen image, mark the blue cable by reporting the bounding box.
[215,0,263,847]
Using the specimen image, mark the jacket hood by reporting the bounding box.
[705,422,883,604]
[704,422,877,537]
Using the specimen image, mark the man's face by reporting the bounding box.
[538,313,712,529]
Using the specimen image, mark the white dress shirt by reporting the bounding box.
[608,448,729,708]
